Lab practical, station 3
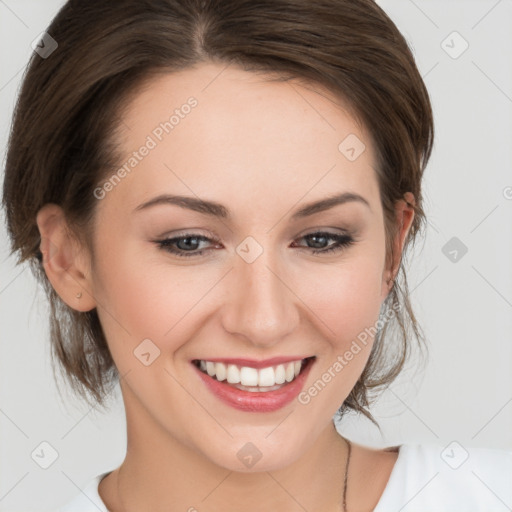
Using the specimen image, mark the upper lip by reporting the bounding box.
[192,356,314,369]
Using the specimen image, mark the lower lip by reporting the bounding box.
[193,359,315,412]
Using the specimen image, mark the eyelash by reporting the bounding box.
[154,231,355,258]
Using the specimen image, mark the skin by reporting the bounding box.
[37,61,414,511]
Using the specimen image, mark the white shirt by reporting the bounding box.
[56,443,512,511]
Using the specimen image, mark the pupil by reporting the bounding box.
[178,236,199,250]
[310,235,327,249]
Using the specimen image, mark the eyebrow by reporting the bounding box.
[132,192,371,219]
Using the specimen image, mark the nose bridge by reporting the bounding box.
[222,241,298,346]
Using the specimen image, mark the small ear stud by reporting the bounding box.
[76,291,82,299]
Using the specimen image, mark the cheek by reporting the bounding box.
[294,260,385,417]
[295,252,385,345]
[91,236,220,363]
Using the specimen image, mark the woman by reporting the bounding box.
[2,1,510,511]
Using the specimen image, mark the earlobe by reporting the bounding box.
[36,203,96,312]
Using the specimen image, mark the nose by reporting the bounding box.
[220,249,300,349]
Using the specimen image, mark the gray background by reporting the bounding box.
[1,0,511,510]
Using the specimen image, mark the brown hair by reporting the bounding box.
[2,0,433,425]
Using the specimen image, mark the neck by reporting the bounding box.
[111,392,351,512]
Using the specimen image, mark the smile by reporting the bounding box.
[192,356,316,412]
[194,357,312,390]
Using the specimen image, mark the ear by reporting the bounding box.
[36,203,96,312]
[381,192,415,300]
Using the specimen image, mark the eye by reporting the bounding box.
[292,231,355,254]
[155,233,219,258]
[154,231,355,258]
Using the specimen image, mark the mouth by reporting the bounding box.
[191,356,316,412]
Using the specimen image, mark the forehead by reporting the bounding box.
[104,62,380,219]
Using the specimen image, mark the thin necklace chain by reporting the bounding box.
[342,437,351,512]
[115,437,352,512]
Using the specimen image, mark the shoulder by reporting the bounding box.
[55,471,112,512]
[374,442,512,512]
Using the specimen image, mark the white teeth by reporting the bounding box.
[232,382,283,393]
[215,362,227,381]
[275,364,286,384]
[226,364,241,384]
[206,361,216,377]
[197,358,309,388]
[285,362,295,382]
[258,367,275,387]
[240,366,259,386]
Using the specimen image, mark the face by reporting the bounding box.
[59,62,410,471]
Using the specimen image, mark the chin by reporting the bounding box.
[196,430,307,473]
